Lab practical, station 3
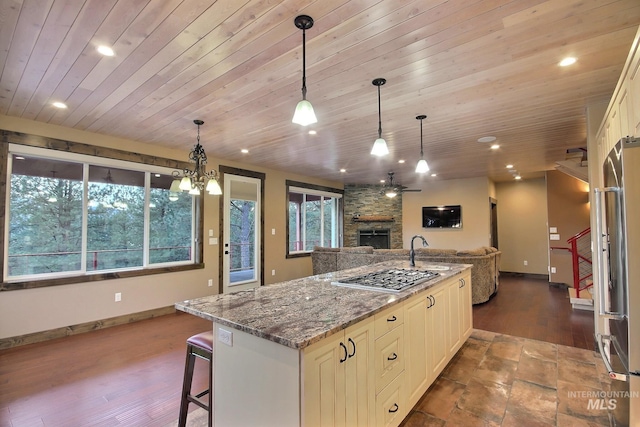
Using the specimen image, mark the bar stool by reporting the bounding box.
[178,331,213,427]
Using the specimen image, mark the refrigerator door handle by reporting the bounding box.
[597,333,629,382]
[594,187,626,320]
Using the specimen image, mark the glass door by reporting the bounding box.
[222,174,261,293]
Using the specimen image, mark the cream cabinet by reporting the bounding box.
[302,270,472,427]
[403,292,429,408]
[303,316,375,427]
[459,274,473,339]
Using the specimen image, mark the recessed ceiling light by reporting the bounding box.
[308,130,317,135]
[15,156,25,160]
[506,164,513,169]
[154,173,161,177]
[490,144,500,150]
[380,179,386,183]
[241,149,249,154]
[398,159,405,164]
[431,173,437,177]
[477,136,496,143]
[52,101,67,109]
[559,57,576,67]
[340,169,346,173]
[515,175,522,180]
[97,45,115,56]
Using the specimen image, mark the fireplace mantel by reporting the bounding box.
[352,215,394,222]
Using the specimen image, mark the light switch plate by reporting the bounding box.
[550,234,560,241]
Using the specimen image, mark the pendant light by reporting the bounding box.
[292,15,317,126]
[371,78,389,156]
[171,120,222,197]
[415,115,430,173]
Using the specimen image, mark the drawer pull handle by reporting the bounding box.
[348,338,356,358]
[389,403,399,413]
[387,352,398,361]
[339,342,348,363]
[387,315,397,322]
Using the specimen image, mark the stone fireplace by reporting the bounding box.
[343,184,403,249]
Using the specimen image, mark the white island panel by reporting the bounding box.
[213,322,300,427]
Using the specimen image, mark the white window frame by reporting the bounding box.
[287,185,342,256]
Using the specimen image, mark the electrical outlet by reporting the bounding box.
[272,269,276,276]
[115,292,121,302]
[551,267,556,273]
[524,260,528,266]
[218,328,233,346]
[208,279,213,287]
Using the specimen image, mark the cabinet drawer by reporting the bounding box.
[374,304,404,339]
[375,326,404,394]
[375,371,406,427]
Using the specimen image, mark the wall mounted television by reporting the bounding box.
[422,205,462,228]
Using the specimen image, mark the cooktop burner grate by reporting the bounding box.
[331,268,440,293]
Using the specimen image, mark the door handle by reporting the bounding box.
[596,334,629,381]
[388,403,399,413]
[339,342,348,363]
[347,338,356,358]
[387,352,398,361]
[387,315,397,322]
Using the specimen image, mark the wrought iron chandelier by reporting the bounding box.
[171,119,222,196]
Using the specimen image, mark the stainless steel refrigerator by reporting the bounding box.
[595,136,640,427]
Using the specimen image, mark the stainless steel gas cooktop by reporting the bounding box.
[331,268,440,293]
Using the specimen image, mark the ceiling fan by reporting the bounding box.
[381,172,422,198]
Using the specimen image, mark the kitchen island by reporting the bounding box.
[176,260,472,427]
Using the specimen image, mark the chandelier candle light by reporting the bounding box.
[171,119,222,197]
[292,15,317,126]
[415,115,430,173]
[371,78,389,156]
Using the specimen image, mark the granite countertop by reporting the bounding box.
[175,260,471,350]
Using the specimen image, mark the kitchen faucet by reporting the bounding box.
[410,235,429,267]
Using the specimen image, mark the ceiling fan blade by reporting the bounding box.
[402,189,422,192]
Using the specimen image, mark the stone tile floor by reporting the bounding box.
[400,329,613,427]
[173,329,614,427]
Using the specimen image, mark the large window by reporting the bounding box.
[287,182,342,256]
[5,145,195,282]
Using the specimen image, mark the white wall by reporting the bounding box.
[402,177,492,250]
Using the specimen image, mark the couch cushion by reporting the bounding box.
[456,248,487,256]
[341,246,374,254]
[374,249,410,256]
[313,246,340,252]
[415,248,458,256]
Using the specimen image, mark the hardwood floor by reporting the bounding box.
[473,274,596,350]
[0,275,595,426]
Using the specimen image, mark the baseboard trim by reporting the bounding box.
[500,271,550,281]
[0,306,176,350]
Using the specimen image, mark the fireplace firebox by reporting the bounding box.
[357,229,390,249]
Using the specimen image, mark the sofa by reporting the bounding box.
[312,246,501,304]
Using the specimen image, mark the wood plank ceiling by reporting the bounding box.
[1,0,639,186]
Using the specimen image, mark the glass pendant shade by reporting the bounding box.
[385,190,398,198]
[415,158,430,173]
[170,179,182,192]
[188,186,200,195]
[206,178,223,195]
[292,99,317,126]
[371,138,389,156]
[179,176,192,191]
[168,192,179,202]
